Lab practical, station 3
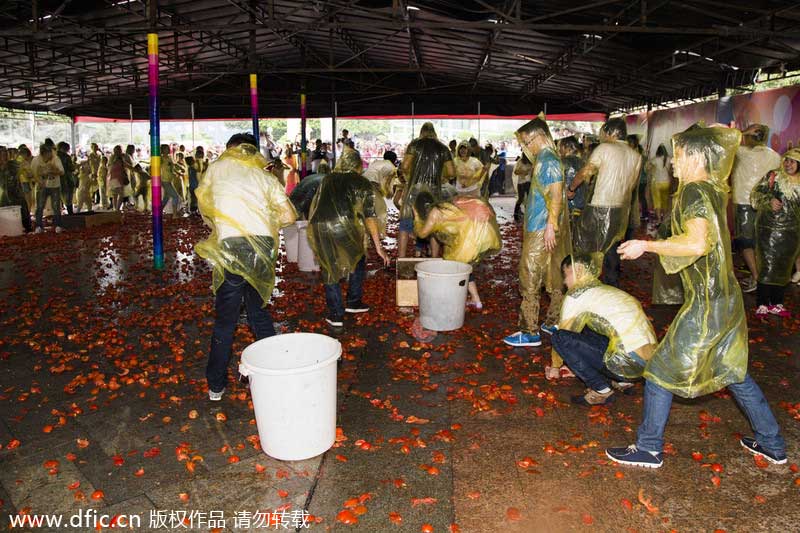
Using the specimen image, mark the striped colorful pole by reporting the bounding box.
[250,74,259,149]
[300,91,307,178]
[148,33,164,270]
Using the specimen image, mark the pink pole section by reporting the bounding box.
[300,92,307,178]
[250,74,259,149]
[148,33,164,270]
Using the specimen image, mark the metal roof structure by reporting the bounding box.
[1,0,799,119]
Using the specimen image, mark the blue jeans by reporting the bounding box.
[206,271,276,393]
[636,375,786,455]
[323,256,365,318]
[35,187,62,229]
[552,328,631,391]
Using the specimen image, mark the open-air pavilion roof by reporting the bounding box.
[1,0,799,119]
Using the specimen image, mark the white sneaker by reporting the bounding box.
[34,227,43,234]
[792,271,800,284]
[209,388,225,401]
[755,305,769,316]
[55,226,63,234]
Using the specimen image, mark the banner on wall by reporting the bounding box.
[629,83,800,158]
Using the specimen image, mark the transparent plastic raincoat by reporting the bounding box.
[645,125,747,398]
[557,258,657,379]
[413,196,501,265]
[289,172,324,219]
[650,218,684,305]
[0,159,21,206]
[751,149,800,286]
[572,139,641,265]
[195,143,297,305]
[399,123,454,221]
[308,148,381,284]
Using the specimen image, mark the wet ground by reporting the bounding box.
[0,197,798,533]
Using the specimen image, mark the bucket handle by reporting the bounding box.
[238,363,250,377]
[458,280,466,287]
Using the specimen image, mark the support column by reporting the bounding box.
[332,100,337,168]
[148,33,164,270]
[300,84,307,178]
[250,74,259,149]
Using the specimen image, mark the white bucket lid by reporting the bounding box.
[239,332,341,376]
[415,260,472,277]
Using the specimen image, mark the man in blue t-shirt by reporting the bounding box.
[504,116,566,348]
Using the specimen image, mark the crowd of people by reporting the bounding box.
[1,114,795,472]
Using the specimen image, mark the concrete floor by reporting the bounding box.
[0,197,797,533]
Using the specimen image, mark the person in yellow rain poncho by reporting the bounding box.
[412,191,501,310]
[453,141,488,197]
[503,115,570,352]
[195,133,297,401]
[552,253,657,406]
[75,159,94,213]
[308,147,390,328]
[751,148,800,317]
[569,118,642,286]
[398,122,455,258]
[607,124,787,469]
[731,124,782,294]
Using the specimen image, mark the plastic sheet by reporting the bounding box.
[399,123,454,221]
[645,124,746,399]
[308,148,380,284]
[558,259,657,380]
[752,148,800,286]
[413,196,501,265]
[651,219,684,305]
[195,143,297,304]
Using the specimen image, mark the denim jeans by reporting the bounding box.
[552,328,630,391]
[636,375,786,455]
[206,270,276,393]
[323,256,365,318]
[35,187,62,229]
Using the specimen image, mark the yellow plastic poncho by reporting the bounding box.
[651,218,684,305]
[195,143,297,304]
[557,259,657,379]
[645,125,747,398]
[751,149,800,286]
[308,148,380,284]
[413,196,501,265]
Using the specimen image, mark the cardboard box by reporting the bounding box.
[61,211,123,229]
[396,257,442,307]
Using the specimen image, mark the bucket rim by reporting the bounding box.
[414,260,472,277]
[240,332,342,376]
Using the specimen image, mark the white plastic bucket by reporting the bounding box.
[0,206,24,237]
[283,223,299,263]
[297,221,320,272]
[239,333,342,461]
[415,260,472,331]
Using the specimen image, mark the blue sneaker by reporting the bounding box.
[503,331,542,347]
[540,323,558,336]
[606,445,663,469]
[740,437,787,465]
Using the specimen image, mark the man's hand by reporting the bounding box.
[618,240,649,260]
[771,198,783,212]
[543,223,556,251]
[377,247,390,266]
[566,188,575,200]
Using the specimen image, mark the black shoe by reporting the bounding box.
[740,437,787,465]
[345,301,370,314]
[325,315,344,327]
